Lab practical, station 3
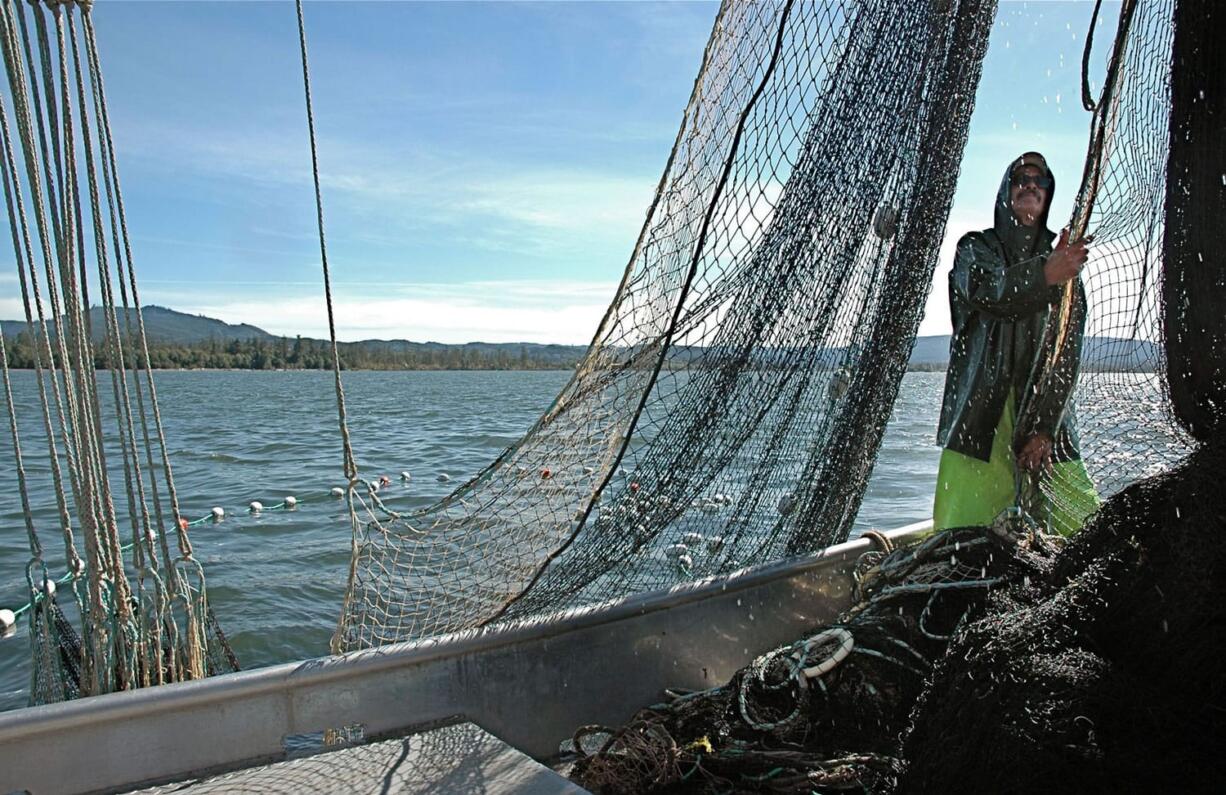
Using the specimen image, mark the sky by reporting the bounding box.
[0,0,1120,344]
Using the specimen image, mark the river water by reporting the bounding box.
[0,369,944,712]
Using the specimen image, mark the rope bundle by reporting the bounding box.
[0,0,235,704]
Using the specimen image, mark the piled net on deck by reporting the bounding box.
[332,0,999,652]
[572,1,1226,791]
[1019,0,1190,535]
[570,521,1060,794]
[0,0,236,704]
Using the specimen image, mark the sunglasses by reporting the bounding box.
[1012,173,1053,190]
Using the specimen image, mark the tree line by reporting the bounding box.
[0,333,584,371]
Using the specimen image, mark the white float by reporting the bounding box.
[249,501,263,513]
[0,608,15,636]
[330,487,344,498]
[284,496,297,509]
[664,543,688,559]
[210,507,225,521]
[437,473,451,483]
[400,471,411,482]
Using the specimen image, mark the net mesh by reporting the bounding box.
[569,523,1057,794]
[333,0,998,652]
[565,1,1226,791]
[1031,0,1191,536]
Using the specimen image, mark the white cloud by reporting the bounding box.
[917,209,982,338]
[167,279,619,345]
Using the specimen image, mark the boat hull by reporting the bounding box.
[0,521,931,794]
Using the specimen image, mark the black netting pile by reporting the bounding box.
[568,442,1226,794]
[902,0,1226,789]
[899,436,1226,794]
[569,522,1058,794]
[332,0,999,650]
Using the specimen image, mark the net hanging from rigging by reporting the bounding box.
[565,2,1226,789]
[1018,0,1192,537]
[0,0,236,705]
[326,0,999,652]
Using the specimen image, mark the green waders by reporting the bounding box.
[933,395,1100,536]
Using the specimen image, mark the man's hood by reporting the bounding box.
[994,151,1056,263]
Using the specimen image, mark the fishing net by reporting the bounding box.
[899,439,1226,793]
[0,0,235,704]
[568,1,1226,790]
[902,0,1226,789]
[331,0,999,652]
[568,522,1057,794]
[1020,0,1191,536]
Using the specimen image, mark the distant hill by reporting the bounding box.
[0,307,1160,372]
[0,305,276,345]
[345,338,588,368]
[909,336,953,368]
[0,305,589,370]
[908,334,1161,372]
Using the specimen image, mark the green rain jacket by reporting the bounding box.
[936,154,1085,463]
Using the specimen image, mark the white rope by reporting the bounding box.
[0,0,226,700]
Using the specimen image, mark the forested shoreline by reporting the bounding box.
[0,332,1153,373]
[0,333,585,371]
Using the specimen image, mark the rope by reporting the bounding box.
[0,0,234,700]
[292,0,357,483]
[1017,0,1140,506]
[0,0,80,573]
[861,529,893,554]
[1080,0,1106,112]
[81,4,181,569]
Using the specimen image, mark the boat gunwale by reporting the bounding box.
[0,520,931,790]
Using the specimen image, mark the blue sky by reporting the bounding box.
[1,0,1118,343]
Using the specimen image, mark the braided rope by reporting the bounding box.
[0,0,231,702]
[292,0,357,484]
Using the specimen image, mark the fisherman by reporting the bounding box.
[934,152,1100,536]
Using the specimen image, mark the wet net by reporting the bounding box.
[331,0,999,652]
[569,522,1059,794]
[903,1,1226,790]
[1021,0,1191,536]
[567,0,1226,791]
[0,0,235,704]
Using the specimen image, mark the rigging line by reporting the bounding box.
[1019,0,1139,450]
[294,0,357,483]
[0,329,42,557]
[53,1,127,615]
[67,5,154,574]
[81,4,190,561]
[1081,0,1105,112]
[70,8,153,574]
[0,0,79,572]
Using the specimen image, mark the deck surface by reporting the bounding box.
[126,722,587,794]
